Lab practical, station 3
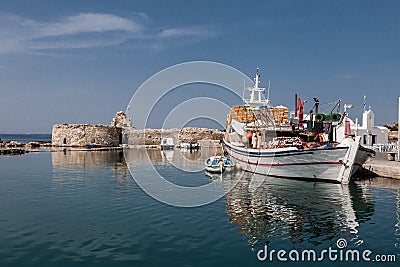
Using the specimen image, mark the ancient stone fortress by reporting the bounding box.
[52,124,122,147]
[52,112,224,147]
[52,112,130,147]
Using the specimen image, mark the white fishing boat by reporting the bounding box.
[223,68,375,184]
[205,156,234,173]
[161,138,174,150]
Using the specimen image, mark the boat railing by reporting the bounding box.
[372,143,398,153]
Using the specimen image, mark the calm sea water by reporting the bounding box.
[0,149,399,267]
[0,134,52,143]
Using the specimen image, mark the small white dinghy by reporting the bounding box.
[205,156,234,174]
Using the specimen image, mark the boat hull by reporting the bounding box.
[223,140,369,183]
[352,146,375,175]
[205,166,225,173]
[161,145,174,150]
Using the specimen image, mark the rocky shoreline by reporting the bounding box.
[0,141,52,155]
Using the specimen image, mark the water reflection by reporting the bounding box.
[224,172,375,251]
[355,178,400,251]
[52,149,126,170]
[51,148,222,192]
[50,149,400,255]
[51,150,129,190]
[124,147,223,172]
[123,148,228,206]
[160,147,223,172]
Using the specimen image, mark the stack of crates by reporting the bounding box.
[272,105,289,125]
[228,106,256,123]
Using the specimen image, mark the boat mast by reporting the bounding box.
[244,68,269,106]
[249,69,257,103]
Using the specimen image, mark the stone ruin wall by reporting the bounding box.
[123,127,224,146]
[52,124,121,147]
[52,125,224,147]
[51,111,224,147]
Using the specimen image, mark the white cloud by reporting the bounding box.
[0,12,216,54]
[158,26,215,38]
[36,13,140,37]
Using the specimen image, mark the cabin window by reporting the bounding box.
[363,135,367,145]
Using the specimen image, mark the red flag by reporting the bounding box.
[297,98,304,121]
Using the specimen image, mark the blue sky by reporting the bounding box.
[0,0,399,133]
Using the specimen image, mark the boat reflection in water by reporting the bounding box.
[124,147,223,171]
[51,149,399,257]
[223,172,375,251]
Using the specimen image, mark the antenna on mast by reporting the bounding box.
[363,95,366,112]
[243,68,269,106]
[243,79,245,102]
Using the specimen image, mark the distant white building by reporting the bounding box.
[335,109,389,146]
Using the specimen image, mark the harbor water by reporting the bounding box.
[0,149,399,266]
[0,134,52,143]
